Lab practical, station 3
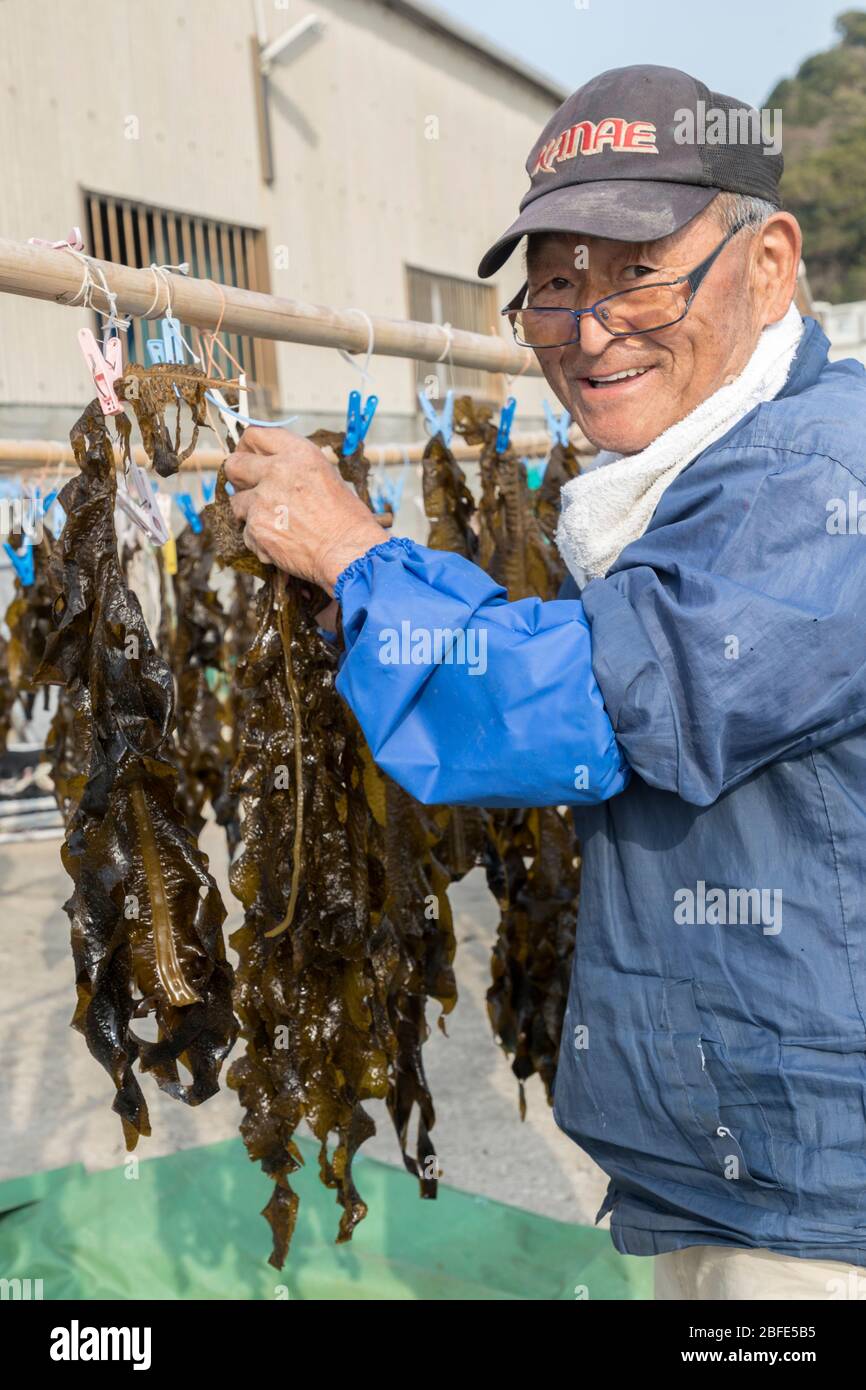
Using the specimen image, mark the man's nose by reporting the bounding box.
[576,312,613,356]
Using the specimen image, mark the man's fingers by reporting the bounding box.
[224,452,268,490]
[232,425,296,457]
[229,487,253,521]
[242,522,270,564]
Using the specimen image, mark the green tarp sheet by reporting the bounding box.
[0,1137,652,1300]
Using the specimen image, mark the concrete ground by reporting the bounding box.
[0,817,609,1229]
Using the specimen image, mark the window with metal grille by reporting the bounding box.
[406,266,502,405]
[83,191,277,409]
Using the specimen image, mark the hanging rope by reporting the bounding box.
[337,308,376,394]
[60,246,131,340]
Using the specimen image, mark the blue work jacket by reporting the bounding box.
[335,315,866,1265]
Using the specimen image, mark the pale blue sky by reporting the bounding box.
[430,0,856,107]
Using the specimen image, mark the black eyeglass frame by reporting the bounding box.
[501,219,750,346]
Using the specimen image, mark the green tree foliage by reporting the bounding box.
[768,10,866,301]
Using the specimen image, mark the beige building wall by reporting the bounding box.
[0,0,564,441]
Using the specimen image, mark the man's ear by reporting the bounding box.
[755,212,802,326]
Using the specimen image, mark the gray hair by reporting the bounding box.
[710,191,777,234]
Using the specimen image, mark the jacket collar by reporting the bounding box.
[775,314,829,400]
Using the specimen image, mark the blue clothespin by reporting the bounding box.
[525,457,546,491]
[32,487,64,537]
[1,487,57,581]
[496,396,517,454]
[440,390,455,445]
[543,399,571,447]
[343,389,378,456]
[370,449,410,516]
[201,476,216,505]
[146,316,194,367]
[162,317,188,365]
[4,539,35,586]
[417,387,454,446]
[176,492,202,534]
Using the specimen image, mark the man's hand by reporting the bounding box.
[224,428,386,595]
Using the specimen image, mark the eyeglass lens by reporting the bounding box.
[513,282,689,345]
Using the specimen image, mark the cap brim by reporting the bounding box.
[477,180,719,278]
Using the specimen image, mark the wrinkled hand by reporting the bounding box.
[224,428,385,595]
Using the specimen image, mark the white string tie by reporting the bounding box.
[338,308,376,394]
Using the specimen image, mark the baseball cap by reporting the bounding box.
[478,64,783,279]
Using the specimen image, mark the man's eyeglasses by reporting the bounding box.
[502,220,749,348]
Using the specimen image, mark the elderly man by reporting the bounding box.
[226,65,866,1301]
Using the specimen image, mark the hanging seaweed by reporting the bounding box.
[453,396,561,601]
[0,629,13,751]
[44,680,80,823]
[117,363,230,477]
[34,397,236,1150]
[533,426,582,590]
[374,772,458,1189]
[219,566,259,856]
[208,433,456,1267]
[170,512,240,853]
[420,429,478,561]
[483,806,581,1114]
[0,628,17,756]
[445,396,583,1112]
[314,429,461,1176]
[418,426,491,882]
[4,521,59,724]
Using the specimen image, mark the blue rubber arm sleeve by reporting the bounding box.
[334,537,630,808]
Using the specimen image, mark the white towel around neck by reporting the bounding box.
[555,303,805,588]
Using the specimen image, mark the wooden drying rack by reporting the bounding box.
[0,237,542,375]
[0,237,594,473]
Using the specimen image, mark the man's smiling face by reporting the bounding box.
[524,205,799,455]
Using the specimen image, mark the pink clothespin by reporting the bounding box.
[28,227,85,252]
[78,328,125,415]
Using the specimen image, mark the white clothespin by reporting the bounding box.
[116,455,170,546]
[210,371,247,445]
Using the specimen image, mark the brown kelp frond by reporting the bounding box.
[34,398,236,1150]
[420,430,478,560]
[117,364,236,477]
[170,511,241,853]
[453,394,561,602]
[208,433,456,1266]
[442,396,583,1108]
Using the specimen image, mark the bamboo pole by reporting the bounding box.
[0,237,542,378]
[0,429,591,475]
